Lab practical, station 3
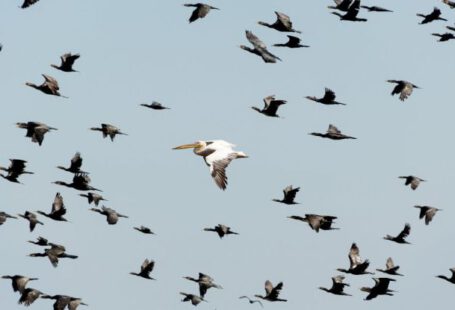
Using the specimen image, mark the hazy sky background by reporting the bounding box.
[1,0,455,309]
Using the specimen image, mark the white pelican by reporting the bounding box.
[173,140,247,190]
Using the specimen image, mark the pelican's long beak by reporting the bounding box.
[173,143,200,150]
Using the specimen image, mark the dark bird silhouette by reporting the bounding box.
[377,257,403,276]
[204,224,238,238]
[273,35,309,48]
[20,0,40,9]
[51,53,80,72]
[319,275,351,296]
[448,25,455,32]
[239,296,263,307]
[437,268,455,284]
[16,121,57,146]
[240,30,281,63]
[251,95,287,117]
[18,288,44,306]
[258,11,301,33]
[41,295,87,310]
[328,0,353,11]
[130,259,155,280]
[184,273,222,298]
[28,236,49,246]
[360,5,393,12]
[180,292,206,306]
[305,88,346,105]
[0,211,18,225]
[90,123,127,141]
[134,225,155,234]
[332,0,367,22]
[443,0,455,9]
[360,278,396,300]
[310,124,356,140]
[67,298,88,310]
[90,206,128,225]
[25,74,67,98]
[255,280,287,302]
[273,185,300,205]
[417,7,447,24]
[29,243,78,267]
[387,80,420,101]
[414,205,441,225]
[399,175,425,190]
[54,173,101,192]
[184,3,219,23]
[1,275,38,293]
[432,32,455,41]
[384,223,411,244]
[140,102,170,110]
[337,243,374,275]
[57,152,87,174]
[79,192,106,206]
[37,193,68,222]
[288,214,339,232]
[18,211,43,232]
[0,159,33,183]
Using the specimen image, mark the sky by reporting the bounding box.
[1,0,455,309]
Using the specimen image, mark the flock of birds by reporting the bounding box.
[1,0,455,309]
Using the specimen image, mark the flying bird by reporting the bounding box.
[332,0,367,22]
[25,74,67,98]
[184,273,222,298]
[414,205,441,225]
[180,292,206,306]
[258,11,301,33]
[18,288,45,306]
[130,259,155,280]
[399,175,425,190]
[328,0,353,11]
[432,32,455,42]
[0,159,33,183]
[337,243,374,275]
[0,211,18,225]
[288,214,339,232]
[437,268,455,284]
[28,236,49,246]
[273,185,300,204]
[184,3,219,23]
[90,206,128,225]
[173,140,247,190]
[360,5,393,12]
[310,124,356,140]
[360,278,396,300]
[251,95,287,117]
[57,152,87,174]
[273,35,309,48]
[79,192,107,206]
[41,295,88,310]
[20,0,40,9]
[387,80,420,101]
[16,121,57,146]
[240,30,281,63]
[417,7,447,24]
[18,211,43,232]
[319,275,351,296]
[204,224,238,238]
[36,192,68,222]
[376,257,403,276]
[1,275,38,293]
[254,280,287,302]
[51,53,80,72]
[134,225,155,234]
[239,296,263,307]
[384,223,411,244]
[140,102,170,110]
[28,243,78,267]
[443,0,455,9]
[54,173,101,191]
[90,123,127,141]
[305,88,346,105]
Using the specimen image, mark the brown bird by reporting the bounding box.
[240,30,281,63]
[417,7,447,24]
[79,192,107,206]
[305,88,346,105]
[41,295,88,310]
[319,275,351,296]
[51,53,80,72]
[414,205,441,225]
[18,288,45,306]
[184,273,222,298]
[180,292,206,306]
[254,280,287,302]
[384,223,411,244]
[443,0,455,9]
[387,80,420,101]
[20,0,40,9]
[273,35,309,48]
[437,268,455,284]
[258,11,301,33]
[376,257,403,276]
[204,224,238,238]
[18,211,43,232]
[273,185,300,205]
[251,95,287,118]
[0,159,33,183]
[360,278,396,300]
[337,243,374,275]
[0,211,18,225]
[16,121,57,146]
[130,259,155,280]
[29,243,78,268]
[37,193,68,222]
[90,206,128,225]
[399,175,425,190]
[57,152,87,174]
[184,3,219,23]
[90,123,127,141]
[288,214,339,232]
[25,74,67,98]
[1,275,38,293]
[310,124,356,140]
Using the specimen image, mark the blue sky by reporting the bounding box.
[1,0,455,309]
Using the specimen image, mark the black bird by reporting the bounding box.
[417,7,447,24]
[29,243,78,267]
[51,53,80,72]
[25,74,67,98]
[448,25,455,32]
[140,102,170,110]
[360,5,393,12]
[384,223,411,244]
[310,124,356,140]
[184,273,222,298]
[20,0,40,9]
[18,288,44,306]
[41,295,87,310]
[0,211,18,225]
[90,206,128,225]
[258,11,301,33]
[288,214,339,232]
[0,159,33,183]
[337,243,374,275]
[79,192,107,206]
[251,95,287,118]
[239,296,263,307]
[399,175,425,190]
[273,185,300,205]
[273,35,309,48]
[204,224,238,238]
[414,205,441,225]
[332,0,367,22]
[57,152,86,174]
[134,225,155,234]
[319,275,351,296]
[387,80,420,101]
[184,3,219,23]
[130,259,155,280]
[180,292,206,306]
[437,268,455,284]
[90,123,127,141]
[16,121,57,146]
[328,0,353,11]
[361,278,396,300]
[1,275,38,293]
[376,257,403,276]
[255,280,287,302]
[54,173,101,192]
[28,236,49,246]
[18,211,43,232]
[443,0,455,9]
[305,88,346,105]
[432,32,455,42]
[240,30,281,63]
[37,193,68,222]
